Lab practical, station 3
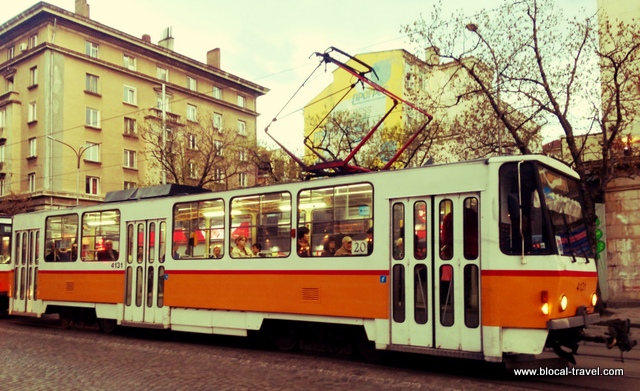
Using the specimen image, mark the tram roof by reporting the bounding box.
[104,184,210,203]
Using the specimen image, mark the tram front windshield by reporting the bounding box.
[499,162,593,258]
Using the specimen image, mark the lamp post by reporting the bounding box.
[47,136,100,206]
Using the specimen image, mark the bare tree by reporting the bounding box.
[248,141,304,185]
[0,192,32,216]
[404,0,640,230]
[139,114,255,190]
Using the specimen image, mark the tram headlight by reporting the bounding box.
[541,290,549,315]
[591,292,598,307]
[559,295,568,312]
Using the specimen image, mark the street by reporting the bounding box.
[0,316,638,390]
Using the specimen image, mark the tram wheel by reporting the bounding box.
[59,311,73,329]
[97,318,117,333]
[273,327,300,351]
[354,330,385,362]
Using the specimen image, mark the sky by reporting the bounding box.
[3,0,598,150]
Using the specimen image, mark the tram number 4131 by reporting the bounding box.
[576,281,587,291]
[110,261,124,269]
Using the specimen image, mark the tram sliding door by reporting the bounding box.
[390,198,433,348]
[123,220,167,324]
[11,230,39,314]
[434,193,481,352]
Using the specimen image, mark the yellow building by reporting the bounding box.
[303,48,526,169]
[0,1,268,210]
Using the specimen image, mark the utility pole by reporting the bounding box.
[47,136,100,206]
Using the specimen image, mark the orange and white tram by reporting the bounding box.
[8,154,599,362]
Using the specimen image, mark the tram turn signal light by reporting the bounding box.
[559,295,568,312]
[591,293,598,307]
[541,290,549,315]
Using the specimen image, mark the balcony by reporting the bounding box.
[145,108,184,126]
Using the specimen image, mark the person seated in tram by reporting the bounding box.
[45,241,69,262]
[211,246,222,259]
[335,236,353,256]
[252,242,265,257]
[231,235,253,258]
[97,240,119,261]
[321,235,337,257]
[297,227,311,257]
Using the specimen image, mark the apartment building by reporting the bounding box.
[0,1,268,210]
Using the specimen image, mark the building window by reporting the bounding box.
[238,172,247,188]
[186,104,197,121]
[123,85,137,105]
[86,176,99,195]
[157,67,168,81]
[237,120,246,136]
[213,113,222,132]
[155,93,172,112]
[212,86,221,99]
[239,148,247,162]
[188,163,198,179]
[124,117,137,136]
[28,101,37,123]
[187,76,197,91]
[0,109,5,129]
[214,140,223,156]
[7,46,14,60]
[28,34,38,49]
[84,142,100,162]
[28,173,36,192]
[0,145,5,163]
[123,54,136,71]
[0,179,4,196]
[29,66,38,87]
[86,74,99,94]
[28,138,37,158]
[85,41,99,58]
[123,150,137,169]
[6,76,14,92]
[237,95,245,108]
[214,168,225,183]
[187,134,197,150]
[86,107,100,128]
[124,181,137,189]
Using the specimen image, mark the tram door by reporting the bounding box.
[123,220,167,324]
[390,198,433,347]
[433,193,481,352]
[11,230,39,314]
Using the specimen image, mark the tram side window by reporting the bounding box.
[439,200,454,260]
[413,202,427,260]
[499,163,550,255]
[392,203,404,260]
[463,197,479,260]
[298,183,373,257]
[173,199,224,259]
[44,214,78,262]
[0,223,11,264]
[82,210,121,261]
[231,192,291,258]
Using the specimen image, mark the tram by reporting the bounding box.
[8,154,600,362]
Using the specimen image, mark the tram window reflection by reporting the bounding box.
[82,210,121,261]
[44,214,78,262]
[230,192,291,258]
[464,264,479,328]
[298,183,373,257]
[173,199,224,259]
[413,202,427,260]
[439,200,453,260]
[440,265,454,327]
[392,264,405,323]
[414,264,428,324]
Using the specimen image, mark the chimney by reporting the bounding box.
[207,48,221,68]
[142,34,151,43]
[425,46,440,66]
[158,27,174,50]
[75,0,90,18]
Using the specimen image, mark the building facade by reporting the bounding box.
[0,1,268,210]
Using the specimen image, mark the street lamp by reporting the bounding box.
[47,136,101,206]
